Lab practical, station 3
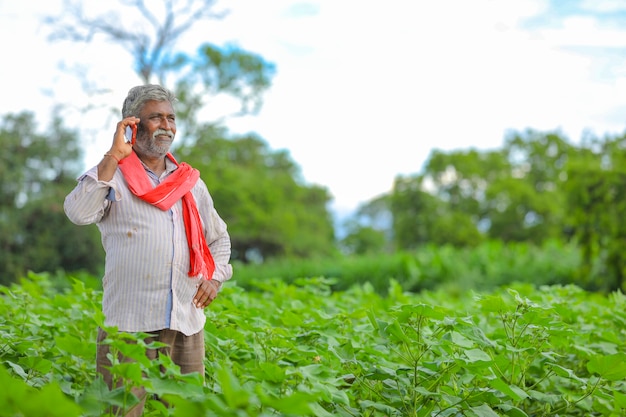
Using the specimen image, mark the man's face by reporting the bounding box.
[134,100,176,158]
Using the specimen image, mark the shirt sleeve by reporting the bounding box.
[194,179,233,284]
[64,166,120,226]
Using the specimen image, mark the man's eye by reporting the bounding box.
[149,115,175,122]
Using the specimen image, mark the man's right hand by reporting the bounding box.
[106,117,140,162]
[98,117,140,181]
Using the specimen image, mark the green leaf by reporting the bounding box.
[359,400,401,415]
[76,377,116,415]
[365,366,396,381]
[19,356,52,375]
[0,366,82,417]
[479,294,507,313]
[587,353,626,381]
[398,303,446,320]
[279,310,304,326]
[257,361,286,383]
[216,366,251,408]
[6,361,28,380]
[150,374,204,399]
[19,382,83,417]
[384,319,412,344]
[55,333,93,358]
[266,392,315,415]
[549,363,586,383]
[614,391,626,408]
[495,404,530,417]
[489,378,528,401]
[366,308,385,332]
[309,402,336,417]
[111,362,144,385]
[470,403,500,417]
[451,331,474,348]
[107,339,152,368]
[464,348,492,363]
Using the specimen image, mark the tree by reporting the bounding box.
[422,148,511,220]
[484,176,553,243]
[404,132,571,245]
[390,148,508,248]
[565,133,626,291]
[492,129,572,242]
[390,174,483,249]
[340,225,387,255]
[46,0,225,85]
[340,195,393,255]
[0,111,102,284]
[43,0,342,264]
[175,126,337,262]
[45,0,276,128]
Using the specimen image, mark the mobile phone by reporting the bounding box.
[125,125,137,145]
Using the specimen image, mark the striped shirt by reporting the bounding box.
[64,158,233,336]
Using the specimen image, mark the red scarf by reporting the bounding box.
[119,151,215,280]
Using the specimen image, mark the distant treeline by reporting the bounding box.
[232,239,586,294]
[2,109,626,292]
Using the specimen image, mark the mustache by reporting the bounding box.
[152,129,174,140]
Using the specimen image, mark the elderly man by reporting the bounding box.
[64,84,232,415]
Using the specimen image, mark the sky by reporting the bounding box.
[2,0,626,221]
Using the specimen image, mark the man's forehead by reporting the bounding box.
[141,100,175,115]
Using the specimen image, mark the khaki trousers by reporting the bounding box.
[96,327,205,417]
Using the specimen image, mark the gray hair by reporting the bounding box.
[122,84,177,117]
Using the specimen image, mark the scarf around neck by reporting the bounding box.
[119,151,215,280]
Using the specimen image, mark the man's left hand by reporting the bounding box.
[193,279,221,309]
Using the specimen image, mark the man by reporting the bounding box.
[64,84,232,415]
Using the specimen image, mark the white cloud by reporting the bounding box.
[580,0,626,13]
[2,0,626,215]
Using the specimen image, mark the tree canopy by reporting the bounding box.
[174,126,336,262]
[3,0,626,293]
[0,111,103,284]
[0,0,333,283]
[342,128,626,291]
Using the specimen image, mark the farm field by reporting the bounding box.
[1,272,626,416]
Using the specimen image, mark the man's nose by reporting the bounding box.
[160,117,173,130]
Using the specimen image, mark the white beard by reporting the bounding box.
[135,129,174,158]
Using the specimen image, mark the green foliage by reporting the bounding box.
[169,44,276,135]
[0,110,80,205]
[45,0,276,121]
[233,239,582,294]
[182,43,276,115]
[340,225,387,255]
[2,272,626,416]
[389,130,576,248]
[0,111,103,284]
[565,135,626,291]
[0,365,83,416]
[491,130,571,243]
[176,127,336,262]
[485,176,553,242]
[391,174,484,248]
[381,129,626,292]
[424,147,510,215]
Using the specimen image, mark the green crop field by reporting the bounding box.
[2,272,626,416]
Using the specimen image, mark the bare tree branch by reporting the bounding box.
[43,0,274,132]
[46,0,227,83]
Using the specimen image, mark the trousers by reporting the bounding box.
[96,327,205,417]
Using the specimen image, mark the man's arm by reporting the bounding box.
[64,168,115,225]
[65,116,139,225]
